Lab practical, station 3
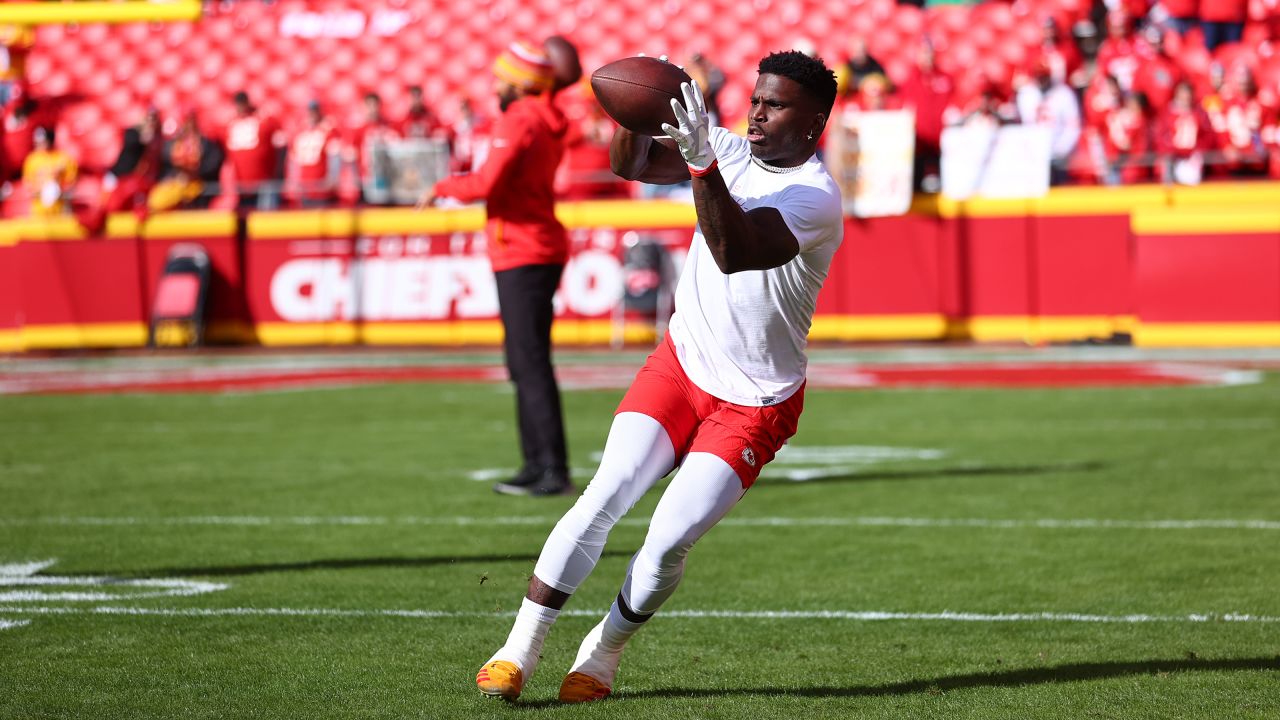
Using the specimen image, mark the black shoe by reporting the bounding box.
[499,466,541,489]
[494,469,574,497]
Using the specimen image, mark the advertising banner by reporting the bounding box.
[940,125,1052,200]
[246,217,689,345]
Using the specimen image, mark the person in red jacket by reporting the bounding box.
[1103,90,1153,183]
[226,91,283,211]
[1096,9,1143,93]
[418,40,572,497]
[1156,80,1216,183]
[897,43,955,191]
[1216,64,1271,175]
[287,100,340,207]
[1132,27,1184,113]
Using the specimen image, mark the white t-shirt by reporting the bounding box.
[668,126,844,407]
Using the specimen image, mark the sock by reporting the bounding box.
[568,594,650,687]
[488,598,560,680]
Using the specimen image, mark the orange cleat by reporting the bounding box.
[558,671,611,703]
[476,660,523,700]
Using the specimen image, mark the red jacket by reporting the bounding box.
[434,95,569,272]
[226,113,281,185]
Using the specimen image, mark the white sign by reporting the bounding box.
[826,109,915,218]
[940,124,1052,200]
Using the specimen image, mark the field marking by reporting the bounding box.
[0,605,1276,625]
[3,516,1278,530]
[0,619,30,631]
[0,559,229,603]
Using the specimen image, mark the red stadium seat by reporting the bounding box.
[894,6,926,37]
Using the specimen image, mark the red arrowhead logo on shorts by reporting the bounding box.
[741,447,756,467]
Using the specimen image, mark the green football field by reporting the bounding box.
[1,348,1278,719]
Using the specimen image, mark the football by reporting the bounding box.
[545,35,582,93]
[590,56,693,136]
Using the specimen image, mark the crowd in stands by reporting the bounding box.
[834,0,1280,188]
[3,0,1280,222]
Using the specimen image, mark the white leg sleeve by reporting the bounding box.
[565,452,746,687]
[532,412,676,594]
[623,451,745,614]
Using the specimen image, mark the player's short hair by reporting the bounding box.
[758,50,838,116]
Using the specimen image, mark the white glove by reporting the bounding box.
[661,81,715,173]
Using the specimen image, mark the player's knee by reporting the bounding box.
[639,530,694,571]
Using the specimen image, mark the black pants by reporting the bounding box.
[494,263,568,475]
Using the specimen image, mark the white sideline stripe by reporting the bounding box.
[0,560,57,577]
[0,605,1276,624]
[3,516,1279,530]
[0,619,31,630]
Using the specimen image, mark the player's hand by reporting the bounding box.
[662,81,714,172]
[414,185,436,210]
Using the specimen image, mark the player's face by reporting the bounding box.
[746,73,824,165]
[494,78,520,112]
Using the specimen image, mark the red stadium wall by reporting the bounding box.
[3,185,1280,351]
[107,211,254,344]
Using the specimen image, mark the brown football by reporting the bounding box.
[590,56,693,136]
[545,35,582,93]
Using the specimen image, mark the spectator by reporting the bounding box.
[226,91,283,211]
[1198,0,1247,50]
[286,100,340,208]
[1216,64,1269,174]
[1085,74,1125,132]
[956,82,1017,130]
[22,126,76,217]
[850,73,896,112]
[1096,9,1144,93]
[1132,27,1184,112]
[1102,90,1154,183]
[83,107,162,233]
[1038,17,1085,90]
[556,84,626,199]
[347,92,401,204]
[685,53,727,127]
[843,37,886,92]
[449,97,493,175]
[149,110,223,212]
[3,98,35,182]
[1155,80,1215,184]
[398,85,452,142]
[1016,60,1082,184]
[898,42,954,191]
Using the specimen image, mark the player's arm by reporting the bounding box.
[691,172,799,273]
[421,112,527,206]
[663,82,799,273]
[609,128,690,184]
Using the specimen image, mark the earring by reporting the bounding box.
[806,133,814,140]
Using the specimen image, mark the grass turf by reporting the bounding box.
[1,369,1278,718]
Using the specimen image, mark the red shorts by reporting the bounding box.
[615,334,804,488]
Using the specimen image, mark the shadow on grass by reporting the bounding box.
[103,549,634,579]
[510,656,1280,709]
[759,460,1107,487]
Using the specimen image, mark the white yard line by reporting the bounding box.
[0,605,1275,624]
[3,516,1278,530]
[0,619,31,631]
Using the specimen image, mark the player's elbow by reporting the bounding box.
[610,154,646,181]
